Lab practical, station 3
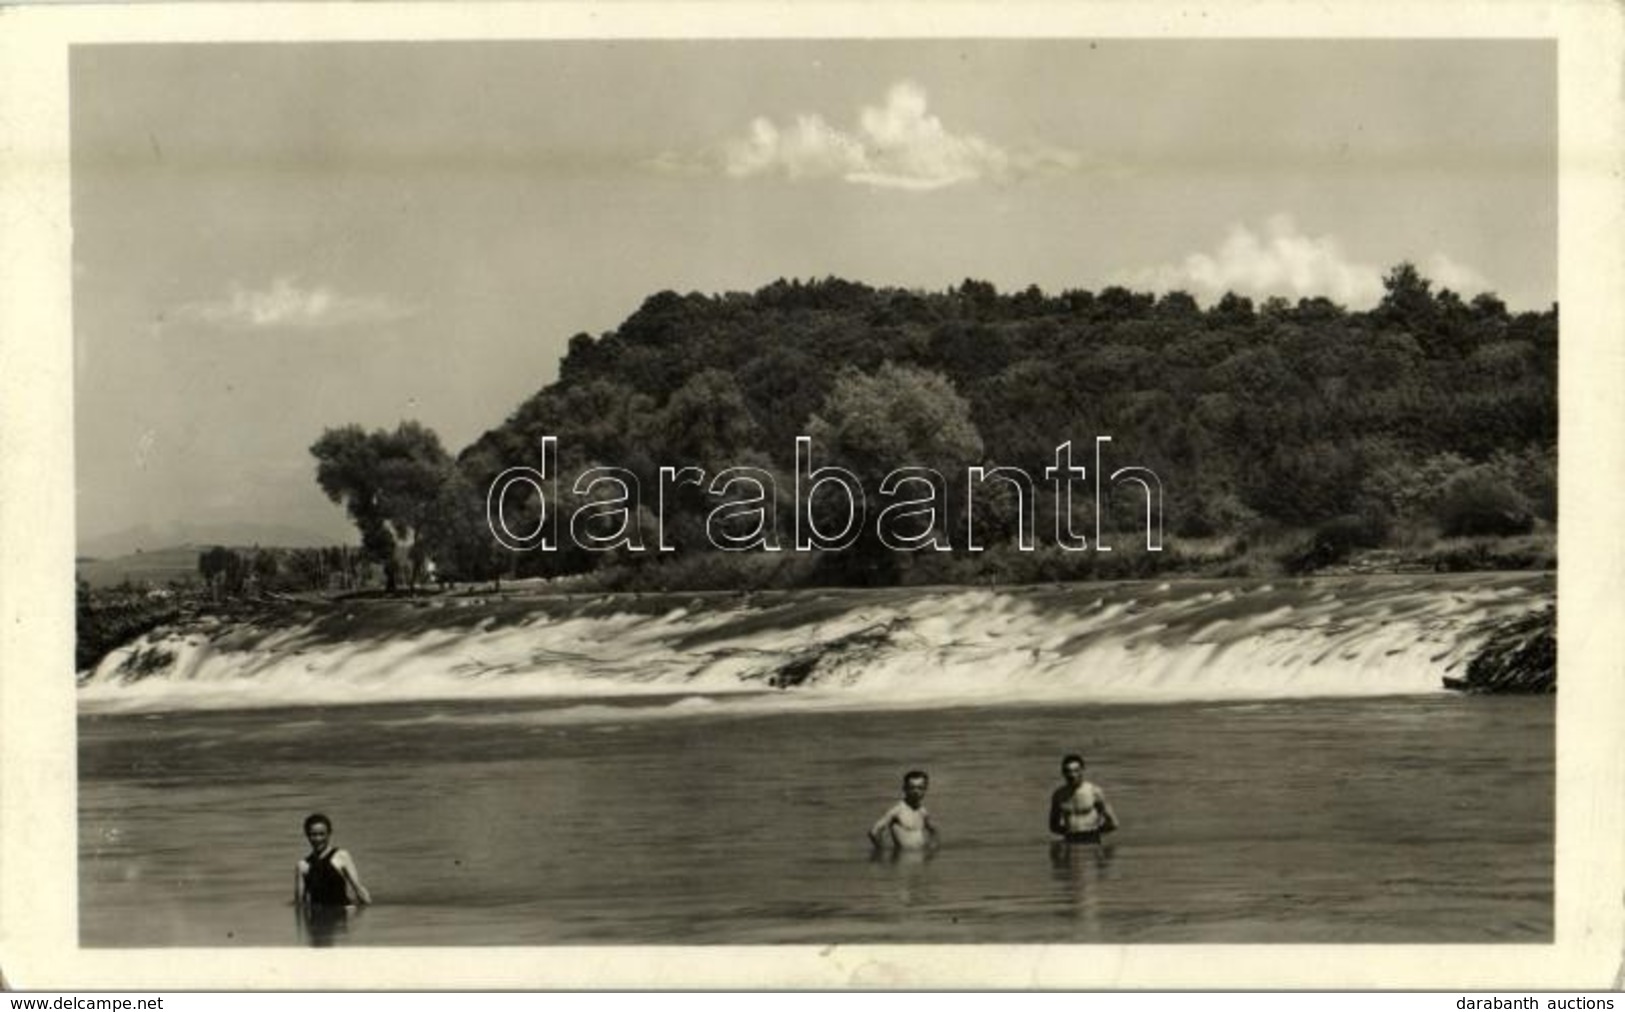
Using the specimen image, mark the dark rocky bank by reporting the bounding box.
[1446,605,1556,694]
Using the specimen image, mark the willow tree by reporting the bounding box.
[310,421,451,592]
[803,362,984,583]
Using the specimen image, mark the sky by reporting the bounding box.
[70,39,1556,552]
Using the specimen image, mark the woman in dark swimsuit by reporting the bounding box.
[302,846,353,906]
[295,813,372,907]
[294,813,371,946]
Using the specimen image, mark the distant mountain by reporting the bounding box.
[76,546,207,590]
[78,522,348,561]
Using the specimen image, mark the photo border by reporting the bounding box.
[2,0,1621,990]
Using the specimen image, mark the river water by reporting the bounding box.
[79,691,1552,946]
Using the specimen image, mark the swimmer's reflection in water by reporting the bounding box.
[870,835,940,908]
[295,901,358,947]
[1049,836,1116,876]
[1048,837,1114,932]
[869,844,938,867]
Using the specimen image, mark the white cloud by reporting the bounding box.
[1123,215,1491,308]
[176,278,418,330]
[726,113,868,181]
[711,81,1074,191]
[1424,252,1490,294]
[643,149,711,177]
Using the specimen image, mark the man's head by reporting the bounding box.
[1061,754,1086,785]
[303,813,332,849]
[902,770,930,807]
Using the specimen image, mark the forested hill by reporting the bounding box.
[316,264,1557,589]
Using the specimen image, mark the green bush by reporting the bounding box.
[1434,471,1534,537]
[1278,511,1390,574]
[1426,534,1555,572]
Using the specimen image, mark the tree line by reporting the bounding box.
[197,544,373,597]
[311,263,1557,589]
